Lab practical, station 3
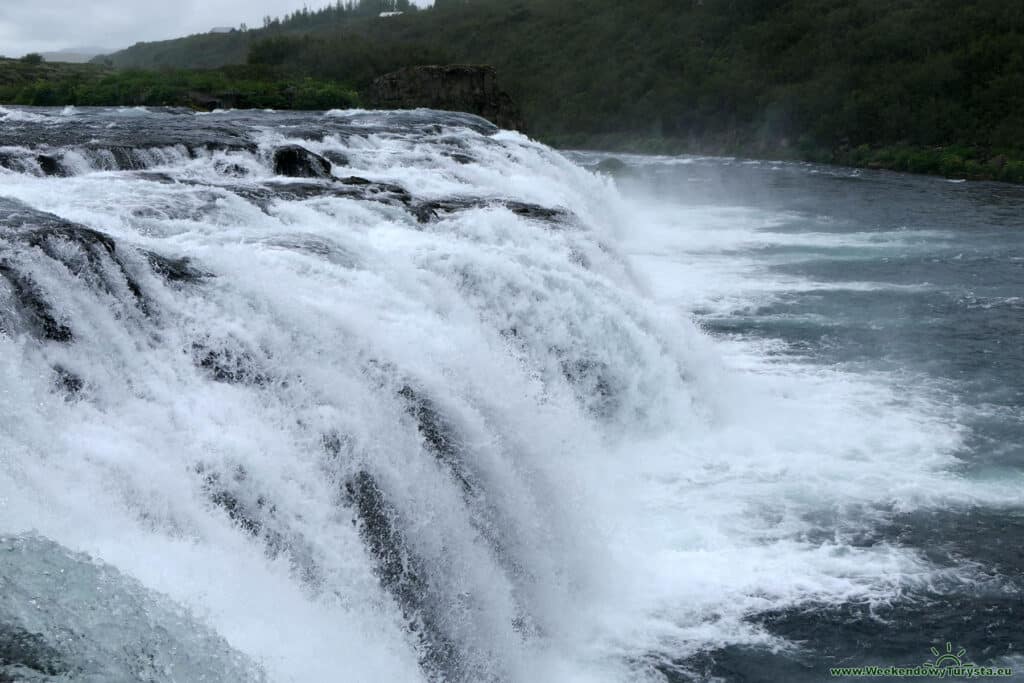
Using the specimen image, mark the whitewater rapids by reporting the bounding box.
[0,106,1014,682]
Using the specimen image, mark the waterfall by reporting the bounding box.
[1,106,994,682]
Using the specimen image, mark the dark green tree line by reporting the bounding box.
[7,0,1024,180]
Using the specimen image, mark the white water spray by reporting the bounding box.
[0,107,1011,682]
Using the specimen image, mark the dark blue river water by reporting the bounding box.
[576,153,1024,681]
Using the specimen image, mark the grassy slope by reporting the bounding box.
[0,58,358,110]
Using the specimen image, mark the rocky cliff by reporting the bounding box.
[367,65,524,132]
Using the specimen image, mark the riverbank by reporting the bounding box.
[547,132,1024,184]
[4,56,1020,185]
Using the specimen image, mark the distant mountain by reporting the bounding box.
[41,47,112,64]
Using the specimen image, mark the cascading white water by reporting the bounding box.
[1,106,1015,682]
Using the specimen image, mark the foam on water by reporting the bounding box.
[1,108,1019,682]
[616,201,947,320]
[0,106,52,123]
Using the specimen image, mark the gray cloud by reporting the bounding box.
[0,1,429,58]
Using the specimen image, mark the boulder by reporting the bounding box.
[595,157,628,175]
[322,150,350,167]
[36,154,64,176]
[144,251,211,283]
[272,145,333,179]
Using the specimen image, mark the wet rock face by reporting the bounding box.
[0,260,75,342]
[273,145,333,179]
[144,251,211,284]
[399,385,475,495]
[321,150,350,168]
[342,471,461,681]
[368,65,525,132]
[0,625,67,680]
[0,534,265,683]
[53,365,84,398]
[35,155,65,177]
[0,198,204,343]
[228,178,413,214]
[411,197,572,226]
[0,202,123,343]
[190,337,269,386]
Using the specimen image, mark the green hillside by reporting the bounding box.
[8,0,1024,180]
[0,58,111,89]
[101,30,253,70]
[97,1,422,70]
[0,58,356,111]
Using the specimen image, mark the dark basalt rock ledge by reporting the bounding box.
[367,65,525,132]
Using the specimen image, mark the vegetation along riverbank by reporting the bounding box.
[3,0,1023,182]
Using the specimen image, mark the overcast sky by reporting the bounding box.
[0,0,430,57]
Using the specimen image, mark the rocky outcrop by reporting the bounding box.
[272,145,333,178]
[0,200,138,343]
[410,197,572,225]
[367,65,524,132]
[185,91,239,112]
